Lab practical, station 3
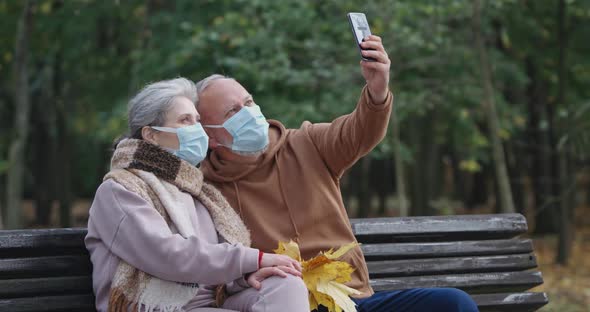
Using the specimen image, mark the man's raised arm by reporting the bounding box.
[304,35,393,177]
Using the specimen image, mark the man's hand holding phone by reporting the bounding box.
[359,35,391,104]
[347,12,390,104]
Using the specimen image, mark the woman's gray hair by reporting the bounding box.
[194,74,233,107]
[126,77,197,140]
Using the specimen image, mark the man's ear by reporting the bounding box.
[141,126,158,145]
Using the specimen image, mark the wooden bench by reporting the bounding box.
[0,213,548,311]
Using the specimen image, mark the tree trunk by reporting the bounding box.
[556,0,572,265]
[0,175,4,228]
[32,107,52,226]
[391,107,408,216]
[408,111,438,216]
[374,158,391,216]
[32,59,59,226]
[525,58,558,233]
[5,0,33,229]
[472,0,516,213]
[129,0,155,93]
[56,100,72,228]
[358,156,372,218]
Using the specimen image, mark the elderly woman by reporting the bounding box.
[85,78,309,312]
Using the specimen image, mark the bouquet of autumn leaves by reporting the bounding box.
[274,240,361,312]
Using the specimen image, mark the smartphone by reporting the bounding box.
[347,12,376,62]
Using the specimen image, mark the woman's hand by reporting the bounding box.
[260,253,302,272]
[247,266,302,290]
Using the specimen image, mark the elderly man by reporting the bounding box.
[196,35,478,312]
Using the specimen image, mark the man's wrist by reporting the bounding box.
[367,87,389,105]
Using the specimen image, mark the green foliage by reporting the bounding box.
[0,159,8,174]
[0,0,588,196]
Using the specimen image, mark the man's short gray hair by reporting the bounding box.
[194,74,233,108]
[126,77,197,140]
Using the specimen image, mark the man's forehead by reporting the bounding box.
[199,79,248,116]
[206,79,246,97]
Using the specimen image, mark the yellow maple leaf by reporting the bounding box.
[273,240,302,262]
[324,242,359,260]
[317,280,361,312]
[275,240,360,312]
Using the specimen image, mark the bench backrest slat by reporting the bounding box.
[351,214,528,243]
[0,255,92,279]
[361,239,533,260]
[0,276,92,298]
[0,294,95,312]
[370,271,544,293]
[367,253,537,277]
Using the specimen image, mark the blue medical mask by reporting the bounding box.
[151,123,209,166]
[203,105,269,153]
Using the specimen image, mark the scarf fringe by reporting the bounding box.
[215,285,228,308]
[108,288,137,312]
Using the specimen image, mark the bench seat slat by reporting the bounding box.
[0,256,92,278]
[471,292,549,312]
[361,239,533,260]
[0,294,95,312]
[0,276,92,299]
[351,213,527,243]
[370,271,544,293]
[367,253,537,278]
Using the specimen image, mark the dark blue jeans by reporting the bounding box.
[317,288,479,312]
[351,288,479,312]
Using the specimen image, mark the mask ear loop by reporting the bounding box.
[202,125,233,150]
[151,126,179,133]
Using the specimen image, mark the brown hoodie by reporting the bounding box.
[201,85,393,298]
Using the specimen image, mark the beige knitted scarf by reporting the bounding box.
[104,139,251,312]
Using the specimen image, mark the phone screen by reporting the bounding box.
[347,12,376,62]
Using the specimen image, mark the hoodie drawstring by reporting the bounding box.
[274,154,301,242]
[233,181,244,219]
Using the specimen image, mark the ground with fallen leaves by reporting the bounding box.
[531,204,590,311]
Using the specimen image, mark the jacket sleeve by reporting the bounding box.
[304,85,393,177]
[88,179,259,285]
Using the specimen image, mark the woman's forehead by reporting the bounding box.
[169,97,198,115]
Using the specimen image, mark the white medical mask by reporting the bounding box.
[151,123,209,166]
[203,105,269,153]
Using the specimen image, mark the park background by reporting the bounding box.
[1,0,589,310]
